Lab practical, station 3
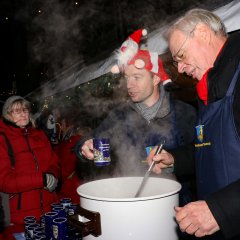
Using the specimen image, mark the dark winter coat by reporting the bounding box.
[75,88,196,179]
[174,32,240,240]
[204,32,240,240]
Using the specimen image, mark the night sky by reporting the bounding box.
[0,0,232,100]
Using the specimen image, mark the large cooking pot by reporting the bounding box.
[69,177,181,240]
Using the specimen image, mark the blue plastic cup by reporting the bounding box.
[53,206,67,218]
[34,232,47,240]
[24,218,37,238]
[27,223,39,239]
[44,211,58,239]
[67,203,79,216]
[51,202,62,210]
[60,197,72,209]
[52,217,68,240]
[40,214,45,228]
[33,225,45,235]
[24,216,37,224]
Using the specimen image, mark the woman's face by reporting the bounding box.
[9,103,30,128]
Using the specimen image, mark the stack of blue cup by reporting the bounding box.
[23,198,82,239]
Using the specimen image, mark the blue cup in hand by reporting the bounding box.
[93,138,111,166]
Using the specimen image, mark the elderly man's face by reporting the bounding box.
[124,65,157,105]
[169,27,213,81]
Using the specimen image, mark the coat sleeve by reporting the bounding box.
[206,179,240,239]
[74,107,122,161]
[74,108,122,181]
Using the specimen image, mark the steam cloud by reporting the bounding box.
[14,0,227,178]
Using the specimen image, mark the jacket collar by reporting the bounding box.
[208,32,240,103]
[2,117,32,129]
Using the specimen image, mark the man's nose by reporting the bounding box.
[177,62,186,74]
[127,78,135,88]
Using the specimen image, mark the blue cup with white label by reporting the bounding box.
[93,138,111,166]
[44,211,58,240]
[52,217,68,240]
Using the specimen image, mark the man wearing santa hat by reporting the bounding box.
[75,29,196,205]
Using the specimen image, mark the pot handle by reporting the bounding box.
[68,206,101,237]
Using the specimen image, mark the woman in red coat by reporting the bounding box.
[0,96,61,238]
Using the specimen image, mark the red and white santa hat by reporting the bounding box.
[111,29,172,85]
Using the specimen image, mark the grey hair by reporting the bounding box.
[167,8,227,40]
[2,95,35,126]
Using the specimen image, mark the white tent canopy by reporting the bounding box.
[29,0,240,100]
[147,0,240,54]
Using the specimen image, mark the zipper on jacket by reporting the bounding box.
[23,128,39,171]
[23,128,45,213]
[9,193,22,210]
[17,193,21,210]
[40,190,44,215]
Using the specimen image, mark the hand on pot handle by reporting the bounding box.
[146,146,174,174]
[81,139,94,160]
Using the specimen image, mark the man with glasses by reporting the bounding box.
[172,26,197,68]
[148,8,240,240]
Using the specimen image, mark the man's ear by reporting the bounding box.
[195,23,211,44]
[153,74,161,86]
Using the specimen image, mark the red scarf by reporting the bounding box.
[196,43,225,105]
[196,69,210,105]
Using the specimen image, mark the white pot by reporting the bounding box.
[74,177,181,240]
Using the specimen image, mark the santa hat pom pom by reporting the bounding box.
[114,28,148,72]
[111,65,120,74]
[134,59,146,69]
[128,29,147,44]
[142,29,147,37]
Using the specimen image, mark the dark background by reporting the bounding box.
[0,0,232,101]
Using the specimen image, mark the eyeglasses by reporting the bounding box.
[172,27,196,67]
[11,108,29,115]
